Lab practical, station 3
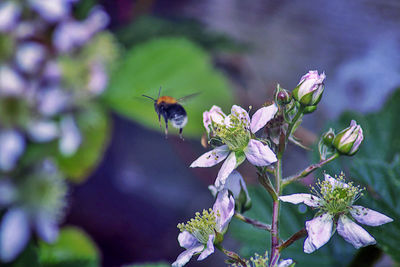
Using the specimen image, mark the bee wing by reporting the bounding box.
[177,92,201,104]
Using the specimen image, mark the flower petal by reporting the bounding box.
[337,215,376,249]
[224,170,250,201]
[350,205,393,227]
[244,139,277,166]
[203,105,225,132]
[278,259,294,267]
[59,115,82,156]
[305,213,334,253]
[279,193,321,208]
[197,235,215,261]
[178,231,200,249]
[27,120,59,142]
[0,1,21,32]
[190,145,230,168]
[231,105,250,128]
[250,104,278,133]
[324,173,348,188]
[0,130,25,171]
[0,208,30,262]
[213,189,235,233]
[215,152,236,190]
[35,214,58,243]
[172,243,204,267]
[303,237,316,253]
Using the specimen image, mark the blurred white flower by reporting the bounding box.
[53,7,109,53]
[29,0,71,22]
[0,130,25,171]
[59,115,81,156]
[0,1,21,32]
[15,42,47,74]
[0,162,67,262]
[0,65,26,96]
[38,87,70,116]
[27,120,59,142]
[88,61,108,94]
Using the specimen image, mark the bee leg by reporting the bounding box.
[158,114,162,129]
[179,128,184,140]
[164,116,169,138]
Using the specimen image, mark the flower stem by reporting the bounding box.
[278,228,307,251]
[281,152,340,188]
[270,157,281,266]
[215,244,247,266]
[234,212,271,231]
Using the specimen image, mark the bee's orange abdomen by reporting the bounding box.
[157,96,177,104]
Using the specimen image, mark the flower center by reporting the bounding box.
[212,112,250,151]
[311,174,363,215]
[177,209,218,244]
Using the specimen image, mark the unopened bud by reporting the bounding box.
[333,120,363,156]
[275,84,291,105]
[322,128,335,146]
[292,70,325,106]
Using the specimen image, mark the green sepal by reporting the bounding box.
[235,150,246,168]
[303,105,317,114]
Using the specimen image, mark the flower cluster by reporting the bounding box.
[0,0,118,171]
[173,189,235,266]
[0,0,117,262]
[280,173,393,253]
[191,104,278,189]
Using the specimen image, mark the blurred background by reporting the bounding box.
[0,0,400,267]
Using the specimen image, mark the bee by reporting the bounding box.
[142,87,198,139]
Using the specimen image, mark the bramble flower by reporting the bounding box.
[191,105,278,190]
[292,70,325,107]
[209,170,251,213]
[230,251,294,267]
[173,189,234,267]
[333,120,363,156]
[0,161,67,262]
[279,173,393,253]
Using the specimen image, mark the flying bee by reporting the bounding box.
[142,87,198,139]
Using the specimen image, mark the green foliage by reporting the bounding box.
[230,185,355,267]
[103,37,234,138]
[2,243,41,267]
[39,226,100,267]
[115,16,246,52]
[351,158,400,262]
[56,104,111,182]
[313,89,400,263]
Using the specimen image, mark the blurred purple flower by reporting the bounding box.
[88,61,108,95]
[0,1,21,32]
[53,7,109,53]
[59,115,81,156]
[0,130,25,172]
[0,65,26,96]
[15,42,47,74]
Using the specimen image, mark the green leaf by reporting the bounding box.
[229,185,355,267]
[311,88,400,262]
[350,158,400,262]
[115,16,246,52]
[56,104,111,183]
[102,37,234,138]
[2,243,41,267]
[39,226,100,267]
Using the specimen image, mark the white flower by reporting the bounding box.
[173,189,234,267]
[209,170,251,212]
[191,105,278,190]
[29,0,71,22]
[27,120,59,142]
[279,174,393,253]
